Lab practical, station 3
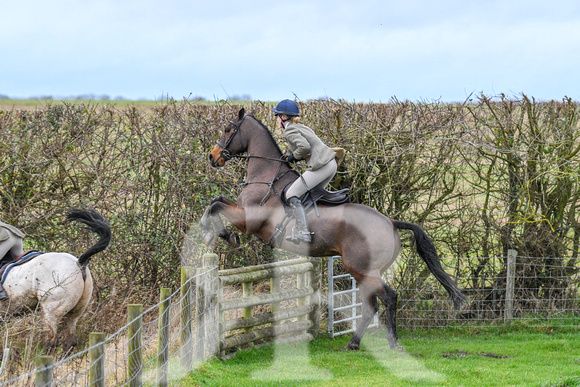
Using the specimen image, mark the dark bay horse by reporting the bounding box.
[201,108,465,350]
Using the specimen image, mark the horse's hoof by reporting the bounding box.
[61,341,77,354]
[46,343,58,355]
[389,343,404,351]
[341,343,360,351]
[228,234,240,247]
[201,231,215,246]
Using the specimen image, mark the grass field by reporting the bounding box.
[0,98,258,111]
[0,98,185,111]
[180,327,580,387]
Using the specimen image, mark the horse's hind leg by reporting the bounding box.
[60,273,93,351]
[342,285,379,351]
[42,311,62,353]
[342,276,403,351]
[59,315,81,351]
[379,283,402,350]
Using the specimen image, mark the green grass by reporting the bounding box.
[179,328,580,386]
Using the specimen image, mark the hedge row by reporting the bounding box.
[1,95,579,295]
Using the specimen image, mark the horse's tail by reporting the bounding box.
[391,219,466,310]
[67,208,112,268]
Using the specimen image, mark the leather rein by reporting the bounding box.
[216,114,298,206]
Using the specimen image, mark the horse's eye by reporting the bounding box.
[225,126,232,134]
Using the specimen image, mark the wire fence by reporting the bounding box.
[0,266,219,387]
[328,252,580,334]
[2,252,579,385]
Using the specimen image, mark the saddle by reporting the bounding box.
[269,183,350,246]
[281,183,350,214]
[0,250,44,284]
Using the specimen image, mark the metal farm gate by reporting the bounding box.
[327,256,379,338]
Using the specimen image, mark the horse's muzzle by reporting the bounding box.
[208,151,225,168]
[209,153,218,168]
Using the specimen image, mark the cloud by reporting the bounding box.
[2,0,579,101]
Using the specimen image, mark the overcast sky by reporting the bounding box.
[2,0,579,102]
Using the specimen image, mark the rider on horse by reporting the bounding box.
[273,99,338,243]
[0,220,25,299]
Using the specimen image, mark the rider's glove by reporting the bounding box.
[283,153,296,163]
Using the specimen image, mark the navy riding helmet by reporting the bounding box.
[272,99,300,117]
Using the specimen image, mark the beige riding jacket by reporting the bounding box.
[0,221,25,243]
[283,123,336,170]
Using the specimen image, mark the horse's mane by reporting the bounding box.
[247,115,285,157]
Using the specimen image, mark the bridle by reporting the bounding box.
[214,113,299,207]
[215,114,291,165]
[215,113,247,164]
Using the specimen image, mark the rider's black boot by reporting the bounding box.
[286,197,312,243]
[0,284,8,300]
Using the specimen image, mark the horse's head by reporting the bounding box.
[209,108,247,168]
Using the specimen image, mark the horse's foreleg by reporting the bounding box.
[200,205,215,245]
[201,197,236,246]
[212,214,240,247]
[201,197,246,247]
[210,195,237,206]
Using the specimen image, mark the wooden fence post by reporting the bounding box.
[89,332,106,387]
[194,254,219,363]
[35,355,53,387]
[157,288,172,387]
[127,304,143,387]
[270,277,280,314]
[327,257,335,336]
[203,253,219,360]
[180,267,193,371]
[242,281,253,332]
[309,257,322,337]
[297,272,307,322]
[505,249,517,323]
[194,266,206,364]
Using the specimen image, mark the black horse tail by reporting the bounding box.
[67,208,112,269]
[391,220,466,310]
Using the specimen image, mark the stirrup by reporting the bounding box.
[286,227,312,243]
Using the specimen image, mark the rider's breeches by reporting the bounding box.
[0,229,24,261]
[286,159,337,199]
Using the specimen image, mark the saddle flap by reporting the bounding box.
[305,186,350,206]
[281,182,350,209]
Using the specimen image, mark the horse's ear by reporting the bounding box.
[238,107,245,120]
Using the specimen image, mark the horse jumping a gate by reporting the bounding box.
[201,108,465,350]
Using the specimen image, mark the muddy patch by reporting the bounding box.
[442,350,512,359]
[442,350,468,358]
